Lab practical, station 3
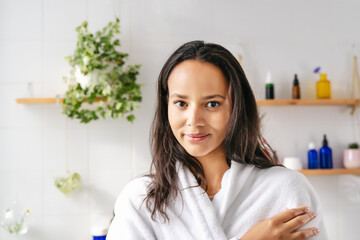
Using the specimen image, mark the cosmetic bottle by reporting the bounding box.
[308,142,318,169]
[92,227,107,240]
[316,73,331,99]
[91,218,108,240]
[292,74,301,99]
[265,72,274,99]
[320,134,333,169]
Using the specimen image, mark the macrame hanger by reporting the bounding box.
[65,118,70,174]
[113,0,120,19]
[350,54,360,115]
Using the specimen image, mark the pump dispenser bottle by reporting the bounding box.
[320,134,333,169]
[292,74,301,99]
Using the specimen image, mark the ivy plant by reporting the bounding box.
[62,18,141,123]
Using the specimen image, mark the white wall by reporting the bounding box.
[1,0,360,239]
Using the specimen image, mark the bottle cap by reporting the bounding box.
[322,134,328,146]
[308,142,316,149]
[90,215,110,237]
[91,227,108,236]
[320,73,327,81]
[266,71,272,84]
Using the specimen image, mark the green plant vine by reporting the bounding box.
[62,18,141,123]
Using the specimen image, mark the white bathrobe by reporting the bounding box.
[107,161,328,240]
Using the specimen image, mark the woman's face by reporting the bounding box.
[168,60,232,160]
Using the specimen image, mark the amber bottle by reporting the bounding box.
[292,74,301,99]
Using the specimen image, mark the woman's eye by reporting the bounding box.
[175,101,187,107]
[206,101,220,108]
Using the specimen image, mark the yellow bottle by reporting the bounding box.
[316,73,331,99]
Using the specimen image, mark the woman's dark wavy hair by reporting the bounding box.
[145,40,278,222]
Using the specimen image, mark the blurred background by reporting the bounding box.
[1,0,360,239]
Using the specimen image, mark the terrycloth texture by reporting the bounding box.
[107,161,328,240]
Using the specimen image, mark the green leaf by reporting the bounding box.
[127,114,135,122]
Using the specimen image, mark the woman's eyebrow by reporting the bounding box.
[170,93,225,100]
[203,94,225,100]
[170,93,188,99]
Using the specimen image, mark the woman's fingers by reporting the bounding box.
[241,206,319,240]
[275,206,310,223]
[286,211,317,232]
[292,227,320,240]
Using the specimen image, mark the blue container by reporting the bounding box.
[93,236,106,240]
[308,142,318,169]
[320,135,333,169]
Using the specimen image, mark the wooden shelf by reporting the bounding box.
[16,98,360,106]
[16,97,105,104]
[298,168,360,176]
[16,98,63,104]
[256,99,360,106]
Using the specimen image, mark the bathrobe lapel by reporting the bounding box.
[177,162,228,240]
[212,162,255,224]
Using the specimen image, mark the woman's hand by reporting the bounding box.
[241,206,320,240]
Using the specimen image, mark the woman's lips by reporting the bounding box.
[184,133,210,142]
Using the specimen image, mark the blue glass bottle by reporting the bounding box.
[308,142,318,169]
[320,134,333,169]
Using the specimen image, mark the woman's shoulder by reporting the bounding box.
[255,165,319,206]
[114,175,152,211]
[231,161,310,191]
[122,175,152,195]
[261,165,311,190]
[231,161,305,180]
[263,165,306,180]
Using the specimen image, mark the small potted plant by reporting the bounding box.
[343,142,360,168]
[61,18,141,123]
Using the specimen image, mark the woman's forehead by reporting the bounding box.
[168,60,229,95]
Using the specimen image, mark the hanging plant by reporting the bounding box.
[55,172,82,195]
[62,18,141,123]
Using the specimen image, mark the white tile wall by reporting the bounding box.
[1,0,360,239]
[43,41,75,96]
[43,0,88,42]
[0,0,42,41]
[88,0,121,34]
[16,172,43,215]
[68,121,89,172]
[130,0,216,43]
[43,107,67,171]
[0,173,17,211]
[42,215,89,240]
[88,121,133,173]
[212,1,255,43]
[0,84,43,128]
[0,41,42,84]
[88,170,131,215]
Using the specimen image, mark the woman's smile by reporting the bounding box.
[184,133,211,142]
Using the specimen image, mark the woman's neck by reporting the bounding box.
[197,148,230,197]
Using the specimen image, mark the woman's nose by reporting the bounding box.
[186,105,204,127]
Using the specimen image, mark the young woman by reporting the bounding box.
[107,41,327,240]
